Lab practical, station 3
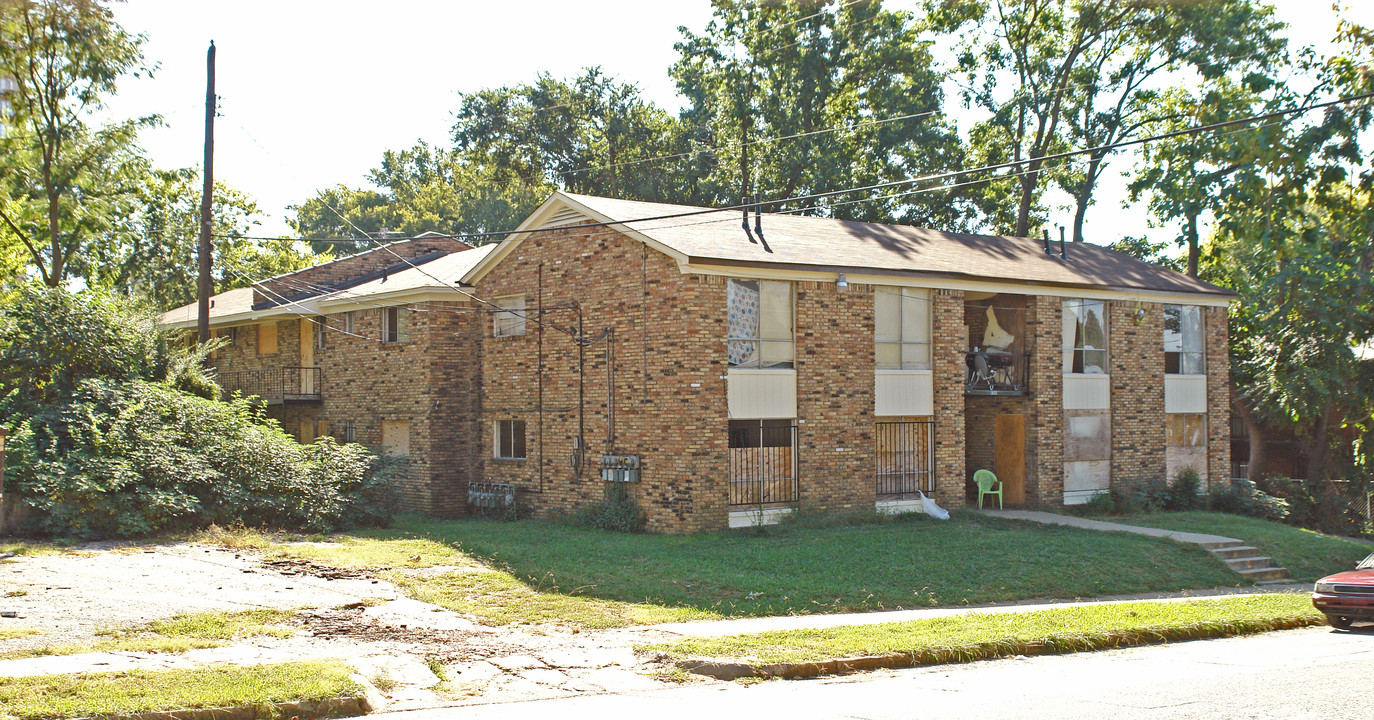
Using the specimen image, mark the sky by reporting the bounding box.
[105,1,1374,243]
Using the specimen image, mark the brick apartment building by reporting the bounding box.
[163,192,1236,532]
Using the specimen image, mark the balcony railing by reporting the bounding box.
[216,366,323,403]
[965,350,1029,396]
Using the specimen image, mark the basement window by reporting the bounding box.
[495,419,526,460]
[493,295,526,337]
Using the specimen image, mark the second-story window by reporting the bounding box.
[1063,298,1108,374]
[1163,304,1204,374]
[344,311,355,336]
[494,295,526,337]
[875,287,931,370]
[727,279,794,369]
[382,306,409,344]
[258,321,279,355]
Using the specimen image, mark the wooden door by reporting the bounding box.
[299,319,314,395]
[995,414,1027,505]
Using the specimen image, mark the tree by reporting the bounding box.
[672,0,969,227]
[925,0,1284,239]
[89,166,321,311]
[0,0,154,286]
[289,142,550,255]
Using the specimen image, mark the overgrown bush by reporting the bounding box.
[7,379,396,537]
[1258,477,1368,536]
[0,285,396,538]
[568,482,645,533]
[1073,484,1142,516]
[1208,478,1289,521]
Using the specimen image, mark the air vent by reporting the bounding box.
[543,205,591,227]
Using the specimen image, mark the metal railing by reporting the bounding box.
[965,351,1029,396]
[216,366,323,403]
[728,423,799,506]
[876,420,935,496]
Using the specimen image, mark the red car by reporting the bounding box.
[1312,551,1374,629]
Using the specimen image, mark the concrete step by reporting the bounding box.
[1256,578,1301,586]
[1210,545,1262,560]
[1199,540,1248,551]
[1236,566,1291,582]
[1221,555,1277,571]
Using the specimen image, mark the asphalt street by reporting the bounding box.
[379,626,1373,720]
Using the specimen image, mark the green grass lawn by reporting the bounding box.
[651,593,1321,667]
[1,609,298,660]
[247,512,1244,628]
[0,661,360,720]
[1110,512,1370,581]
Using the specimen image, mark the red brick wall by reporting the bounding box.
[1028,295,1064,507]
[1109,301,1167,488]
[932,290,966,509]
[474,226,728,533]
[1205,305,1232,490]
[795,281,877,513]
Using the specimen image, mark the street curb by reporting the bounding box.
[71,695,371,720]
[677,615,1325,680]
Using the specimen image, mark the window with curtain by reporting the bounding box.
[1163,304,1205,374]
[727,279,794,368]
[875,287,931,370]
[1062,299,1108,374]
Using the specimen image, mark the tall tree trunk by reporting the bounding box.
[1234,396,1266,483]
[1015,170,1036,237]
[1071,154,1102,243]
[1305,411,1330,484]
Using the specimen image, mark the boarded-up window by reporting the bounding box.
[495,419,526,459]
[875,287,931,370]
[382,420,411,457]
[1064,409,1110,503]
[258,322,278,355]
[493,296,526,337]
[1166,413,1207,482]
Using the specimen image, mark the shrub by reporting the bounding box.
[1208,478,1289,521]
[568,482,645,533]
[1166,468,1204,511]
[7,378,395,537]
[1072,484,1142,516]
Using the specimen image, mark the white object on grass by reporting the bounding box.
[918,491,949,520]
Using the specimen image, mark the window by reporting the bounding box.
[1166,413,1207,482]
[727,419,798,505]
[313,317,326,350]
[1163,304,1204,375]
[1062,299,1107,374]
[493,295,526,337]
[495,419,526,459]
[344,311,355,335]
[382,306,409,344]
[875,287,931,370]
[727,279,794,368]
[258,322,278,355]
[341,421,357,444]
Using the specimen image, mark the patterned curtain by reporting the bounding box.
[727,279,760,366]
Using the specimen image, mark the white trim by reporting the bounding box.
[728,506,793,528]
[678,263,1233,307]
[875,369,934,416]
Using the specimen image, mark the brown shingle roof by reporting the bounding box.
[560,193,1234,298]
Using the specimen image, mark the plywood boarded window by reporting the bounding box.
[493,295,526,337]
[258,322,278,355]
[1064,409,1110,503]
[727,419,798,505]
[1166,413,1207,482]
[875,287,931,370]
[382,420,411,457]
[495,419,526,459]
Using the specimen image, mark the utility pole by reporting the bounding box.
[197,41,216,344]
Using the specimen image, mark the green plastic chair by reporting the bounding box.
[974,469,1002,510]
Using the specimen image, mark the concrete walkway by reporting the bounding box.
[978,509,1243,546]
